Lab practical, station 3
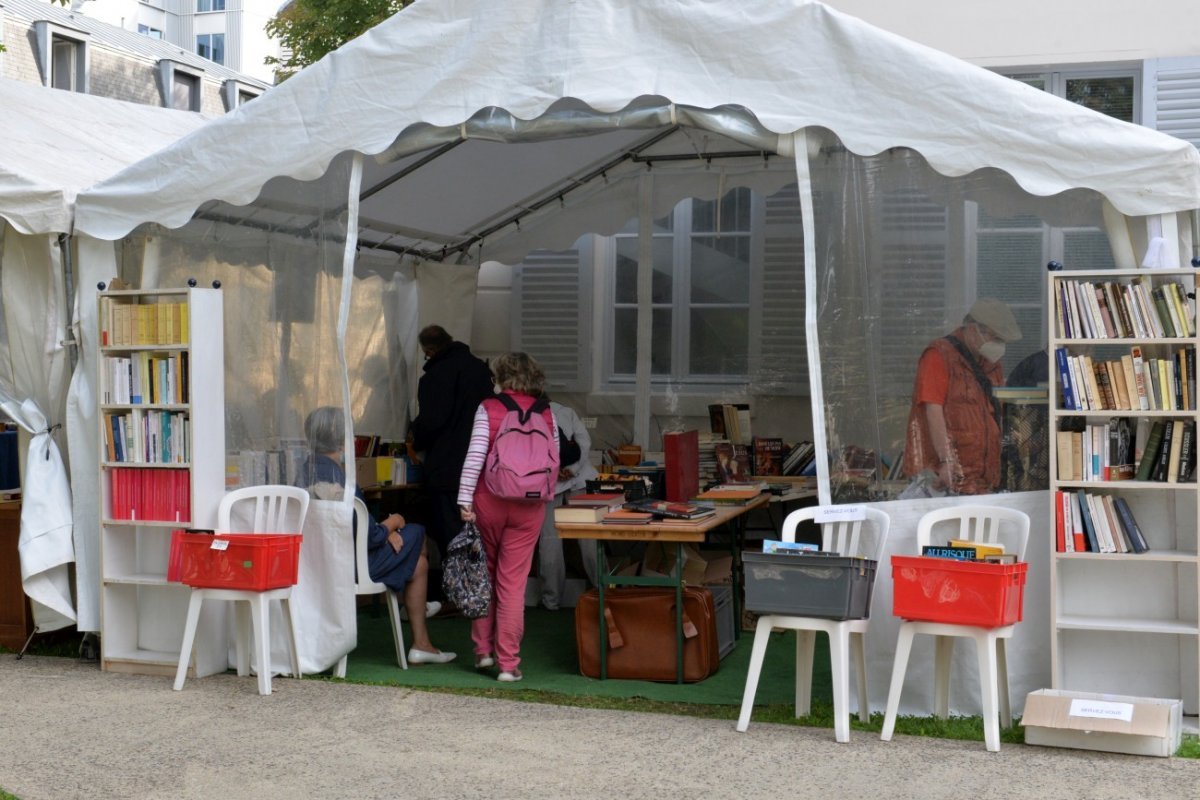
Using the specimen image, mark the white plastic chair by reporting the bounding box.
[174,485,310,696]
[736,506,891,743]
[880,504,1030,752]
[335,497,407,677]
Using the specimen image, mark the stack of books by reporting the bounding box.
[553,492,626,523]
[624,499,716,522]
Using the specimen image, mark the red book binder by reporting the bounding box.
[663,429,700,502]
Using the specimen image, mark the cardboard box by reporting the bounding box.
[355,456,394,486]
[1021,689,1183,757]
[642,543,732,586]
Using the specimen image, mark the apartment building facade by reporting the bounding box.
[0,0,270,114]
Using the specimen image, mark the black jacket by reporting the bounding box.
[411,341,494,489]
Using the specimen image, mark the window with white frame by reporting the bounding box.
[197,33,225,65]
[607,189,755,385]
[197,0,226,11]
[138,24,164,39]
[513,184,807,395]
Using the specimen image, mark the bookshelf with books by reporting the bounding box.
[1047,267,1200,720]
[97,287,227,678]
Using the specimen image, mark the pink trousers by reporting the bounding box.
[470,489,545,672]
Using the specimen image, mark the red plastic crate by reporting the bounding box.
[168,530,302,591]
[891,555,1027,627]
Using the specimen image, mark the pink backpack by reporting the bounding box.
[483,394,559,502]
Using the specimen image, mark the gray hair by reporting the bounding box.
[304,406,345,454]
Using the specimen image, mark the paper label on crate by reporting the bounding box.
[210,539,230,551]
[1068,699,1134,722]
[814,505,866,523]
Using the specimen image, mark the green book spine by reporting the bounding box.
[1135,419,1167,481]
[1152,287,1177,337]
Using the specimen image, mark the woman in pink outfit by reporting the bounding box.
[458,352,558,682]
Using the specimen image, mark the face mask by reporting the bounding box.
[979,340,1006,363]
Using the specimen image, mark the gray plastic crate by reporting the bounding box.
[708,584,735,659]
[742,552,877,620]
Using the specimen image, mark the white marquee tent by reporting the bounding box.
[0,77,210,635]
[65,0,1200,709]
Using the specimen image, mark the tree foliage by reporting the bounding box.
[265,0,414,80]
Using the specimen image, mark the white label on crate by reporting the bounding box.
[1068,699,1134,722]
[210,539,230,551]
[814,505,866,523]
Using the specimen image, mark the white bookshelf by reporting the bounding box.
[1047,267,1200,721]
[98,287,227,678]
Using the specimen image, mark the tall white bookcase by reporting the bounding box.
[1047,267,1199,721]
[97,286,227,677]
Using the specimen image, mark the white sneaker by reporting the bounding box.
[497,669,523,682]
[475,654,495,669]
[399,601,442,621]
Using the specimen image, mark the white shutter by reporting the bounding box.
[879,188,949,395]
[750,185,807,394]
[512,244,593,391]
[1145,57,1200,150]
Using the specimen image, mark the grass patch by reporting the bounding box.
[1,790,19,800]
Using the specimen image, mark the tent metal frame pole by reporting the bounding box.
[633,175,653,448]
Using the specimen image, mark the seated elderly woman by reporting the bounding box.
[298,406,455,665]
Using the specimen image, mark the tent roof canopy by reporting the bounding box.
[0,78,210,236]
[75,0,1200,254]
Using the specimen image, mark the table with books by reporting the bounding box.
[556,492,769,682]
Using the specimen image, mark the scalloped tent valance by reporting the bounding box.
[73,0,1200,254]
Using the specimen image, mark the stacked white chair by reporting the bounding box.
[736,506,891,742]
[880,504,1030,752]
[174,485,310,696]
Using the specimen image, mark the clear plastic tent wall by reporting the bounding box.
[111,153,414,482]
[806,131,1116,503]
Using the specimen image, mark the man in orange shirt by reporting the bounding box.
[903,298,1022,495]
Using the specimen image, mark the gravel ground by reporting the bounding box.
[1,655,1198,800]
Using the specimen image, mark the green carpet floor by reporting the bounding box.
[339,605,831,706]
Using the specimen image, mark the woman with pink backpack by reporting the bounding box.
[458,352,559,682]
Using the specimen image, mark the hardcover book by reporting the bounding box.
[751,436,784,476]
[921,546,977,561]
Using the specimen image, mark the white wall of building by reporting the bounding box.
[61,0,279,82]
[826,1,1198,67]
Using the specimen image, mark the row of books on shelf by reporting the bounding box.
[99,298,190,347]
[225,442,310,489]
[1053,489,1149,554]
[1056,418,1195,483]
[100,352,190,406]
[103,411,190,464]
[1054,276,1194,341]
[709,438,814,483]
[707,403,752,445]
[108,467,192,523]
[1055,345,1194,412]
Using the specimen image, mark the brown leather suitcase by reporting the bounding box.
[575,587,719,682]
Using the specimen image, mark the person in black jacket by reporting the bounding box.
[410,325,495,558]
